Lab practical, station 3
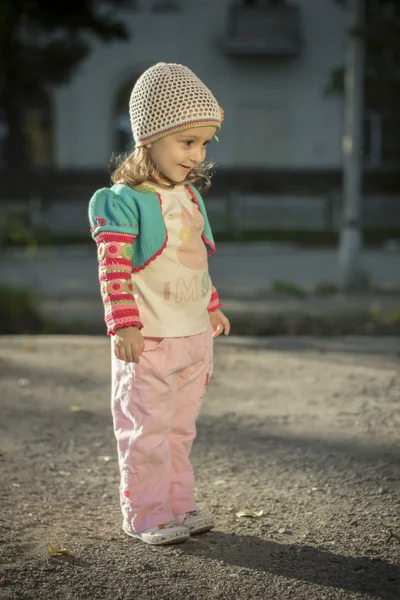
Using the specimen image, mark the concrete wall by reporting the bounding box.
[53,0,346,170]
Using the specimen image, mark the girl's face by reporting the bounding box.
[148,126,217,184]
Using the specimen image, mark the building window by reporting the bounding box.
[363,111,400,167]
[114,78,138,155]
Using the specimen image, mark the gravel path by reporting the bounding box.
[0,335,399,600]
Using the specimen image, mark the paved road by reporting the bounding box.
[1,335,399,599]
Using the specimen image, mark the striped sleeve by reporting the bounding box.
[207,285,222,313]
[95,231,143,335]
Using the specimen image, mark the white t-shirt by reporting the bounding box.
[132,184,212,337]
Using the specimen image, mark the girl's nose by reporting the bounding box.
[190,148,204,165]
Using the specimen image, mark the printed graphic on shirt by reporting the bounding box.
[159,272,211,304]
[177,204,207,270]
[175,272,211,303]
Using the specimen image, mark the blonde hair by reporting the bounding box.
[111,147,215,192]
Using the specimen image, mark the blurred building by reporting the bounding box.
[2,0,400,239]
[53,0,347,171]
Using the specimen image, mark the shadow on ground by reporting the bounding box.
[182,532,400,598]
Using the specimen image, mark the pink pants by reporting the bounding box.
[111,328,213,533]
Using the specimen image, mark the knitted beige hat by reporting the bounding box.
[129,62,224,147]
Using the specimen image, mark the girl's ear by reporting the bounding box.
[146,144,152,149]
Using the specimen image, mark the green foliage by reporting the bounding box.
[0,285,44,334]
[270,280,307,298]
[381,308,400,324]
[327,1,400,108]
[0,207,37,251]
[327,1,400,162]
[230,307,400,337]
[312,282,339,296]
[0,1,131,191]
[0,1,130,90]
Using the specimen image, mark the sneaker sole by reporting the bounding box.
[123,528,190,546]
[187,522,215,535]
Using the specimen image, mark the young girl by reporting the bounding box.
[88,62,230,546]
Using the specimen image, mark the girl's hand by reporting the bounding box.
[209,309,231,338]
[114,326,145,363]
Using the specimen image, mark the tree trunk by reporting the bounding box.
[1,4,32,200]
[3,84,32,200]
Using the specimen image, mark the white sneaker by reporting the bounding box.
[124,520,189,545]
[175,510,215,534]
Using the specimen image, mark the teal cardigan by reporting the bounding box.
[88,183,216,272]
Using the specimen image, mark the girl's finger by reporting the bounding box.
[213,324,223,338]
[223,318,231,335]
[118,344,130,363]
[131,344,140,364]
[114,344,122,360]
[124,344,134,363]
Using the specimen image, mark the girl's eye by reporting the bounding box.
[182,140,210,147]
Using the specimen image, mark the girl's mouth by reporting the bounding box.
[180,165,192,171]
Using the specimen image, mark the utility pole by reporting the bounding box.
[338,0,365,290]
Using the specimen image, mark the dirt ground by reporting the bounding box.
[0,335,399,600]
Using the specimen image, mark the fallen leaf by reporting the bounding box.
[48,541,71,557]
[70,405,83,413]
[22,344,35,351]
[0,449,4,456]
[235,509,264,519]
